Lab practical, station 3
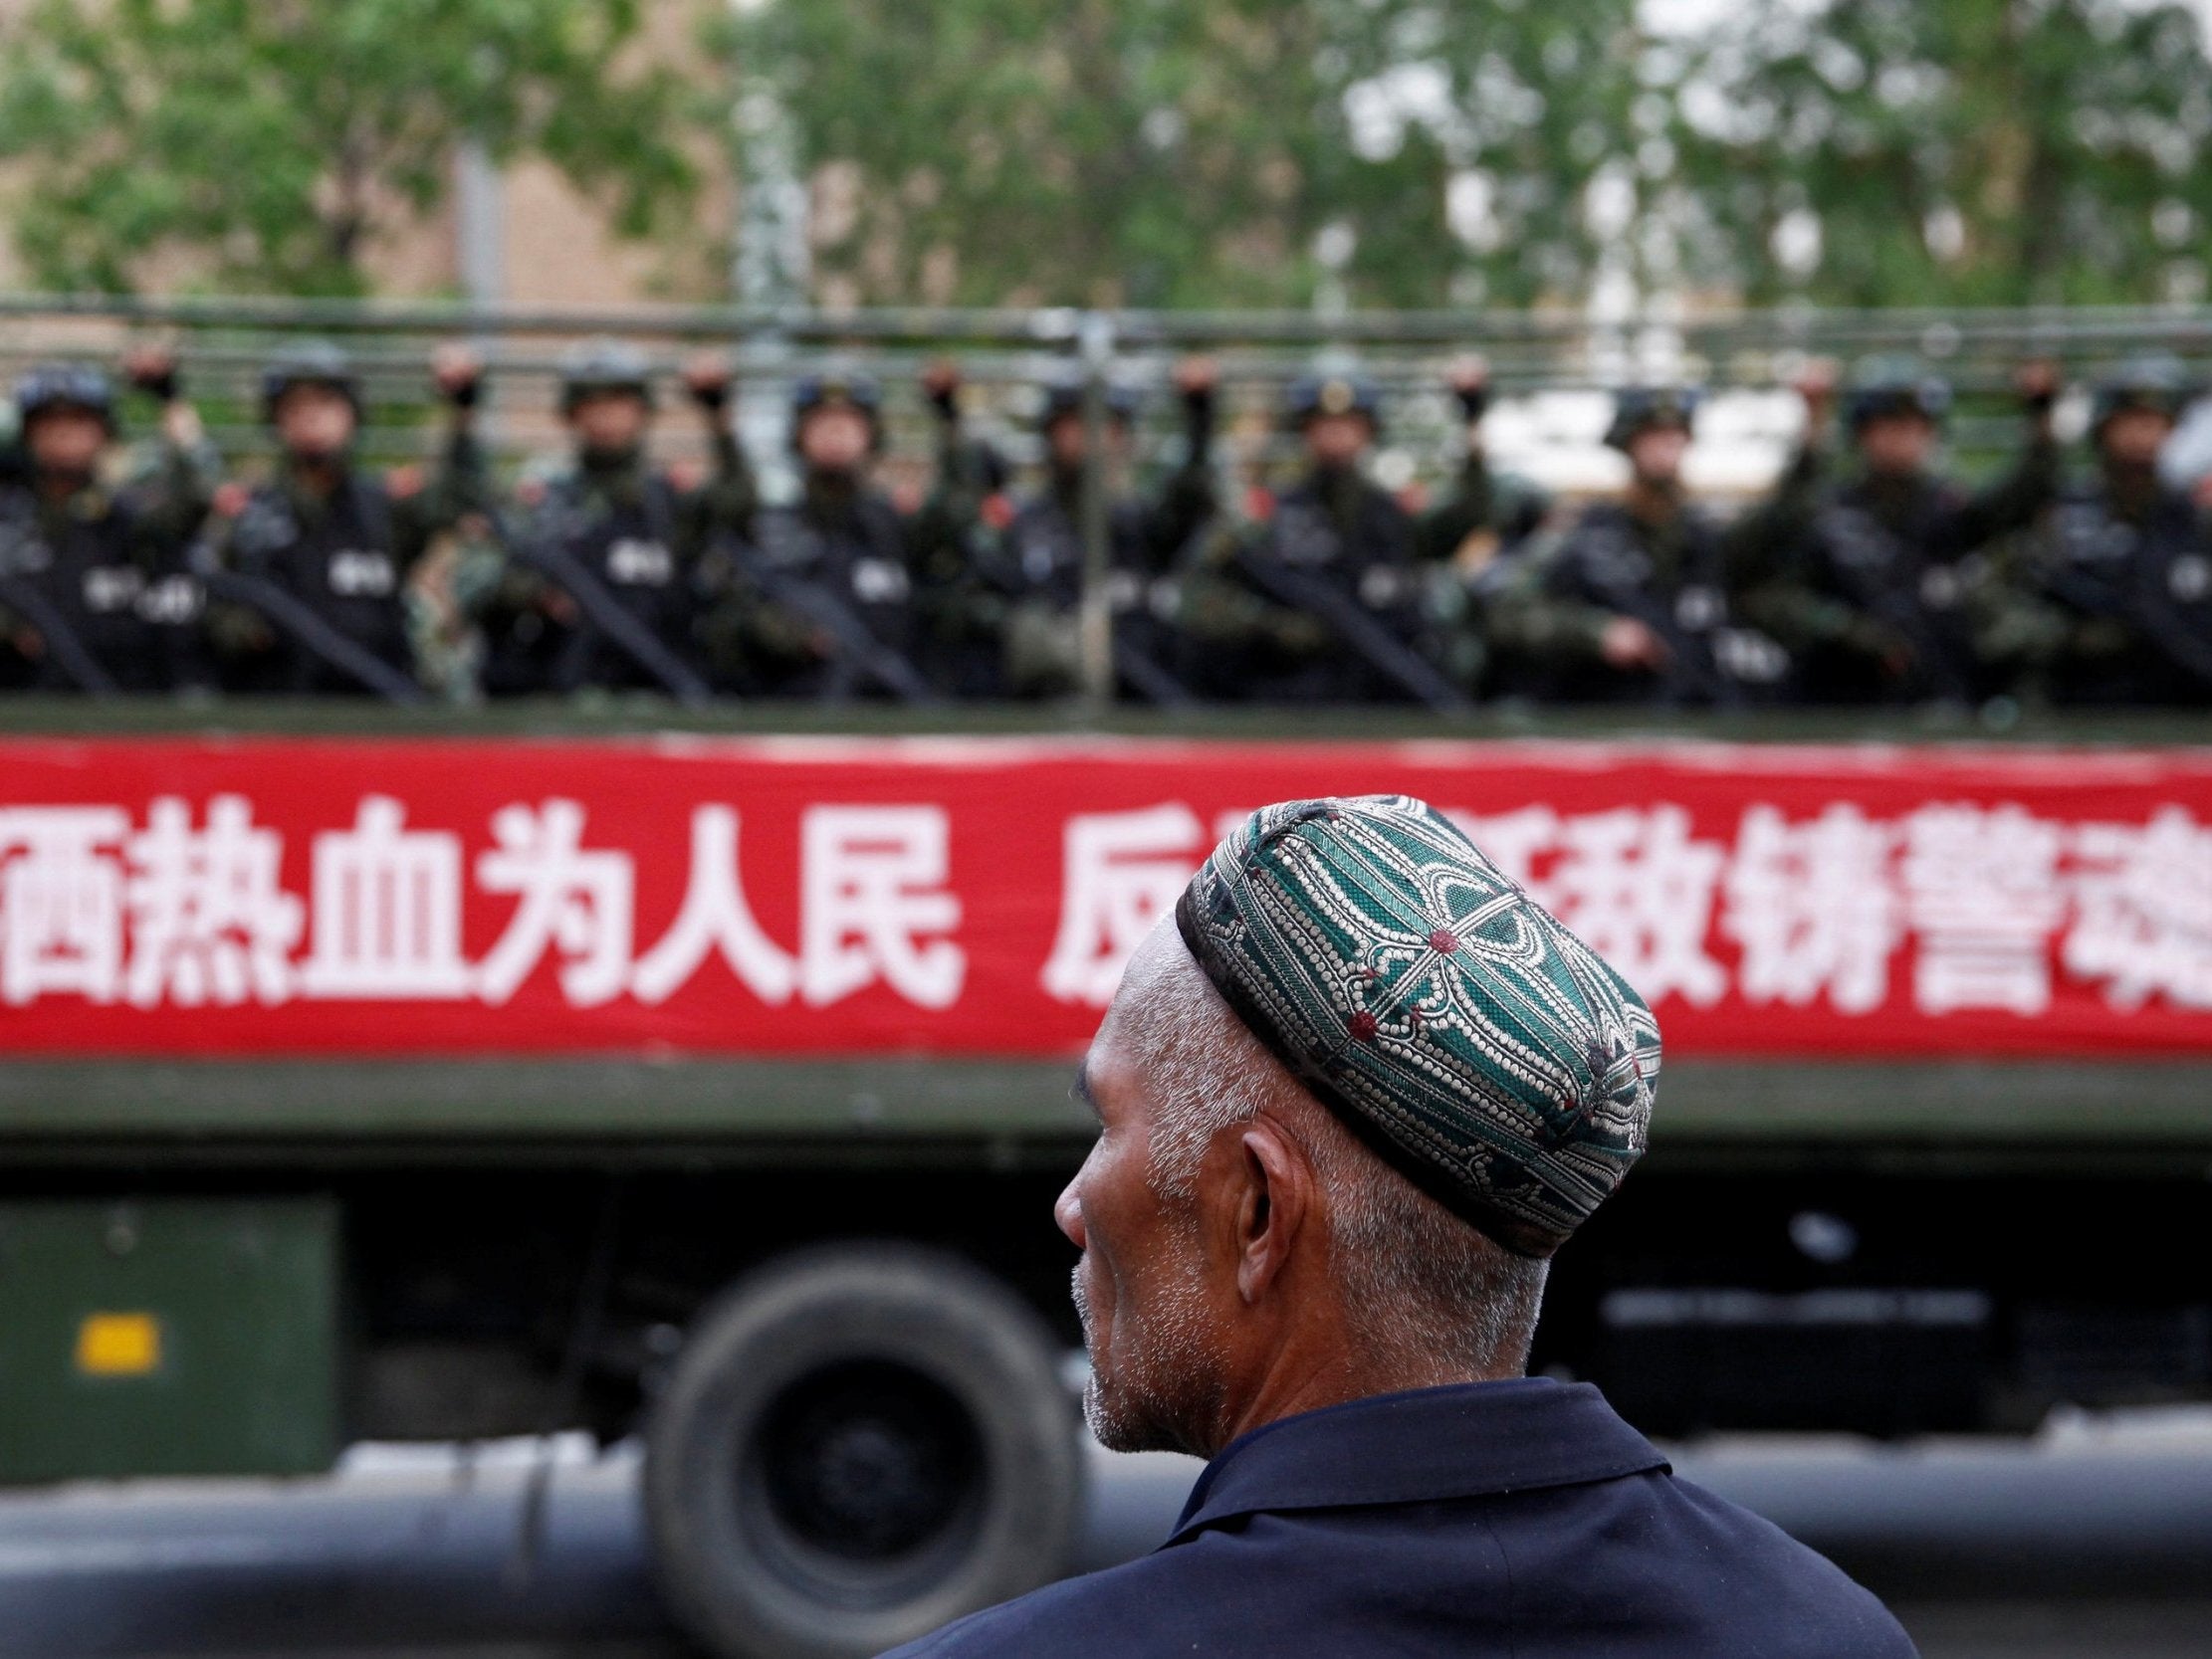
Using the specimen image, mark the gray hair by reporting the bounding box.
[1111,925,1548,1376]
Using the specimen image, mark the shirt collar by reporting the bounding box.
[1167,1378,1668,1545]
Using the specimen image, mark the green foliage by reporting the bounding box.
[1670,0,2212,307]
[0,0,702,295]
[718,0,1646,310]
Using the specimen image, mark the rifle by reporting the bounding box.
[1228,535,1471,714]
[0,569,120,696]
[489,497,715,708]
[192,555,430,705]
[2039,513,2212,692]
[1564,515,1740,709]
[720,524,936,705]
[1813,505,1973,701]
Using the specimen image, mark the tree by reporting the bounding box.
[0,0,705,295]
[719,0,1645,311]
[1666,0,2212,308]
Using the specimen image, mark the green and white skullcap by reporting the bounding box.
[1175,795,1659,1257]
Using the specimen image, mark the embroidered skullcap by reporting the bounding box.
[1174,795,1659,1257]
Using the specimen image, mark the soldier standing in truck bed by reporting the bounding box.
[1488,388,1788,707]
[205,340,489,696]
[0,354,218,695]
[1179,370,1450,706]
[981,356,1220,702]
[482,340,754,698]
[711,371,931,701]
[1726,356,2060,705]
[1982,357,2212,705]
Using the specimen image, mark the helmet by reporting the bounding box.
[1605,386,1700,452]
[261,339,362,423]
[1038,375,1140,431]
[789,369,884,454]
[1284,371,1382,429]
[557,337,655,414]
[1846,355,1950,431]
[2092,354,2191,434]
[791,369,883,422]
[14,362,115,432]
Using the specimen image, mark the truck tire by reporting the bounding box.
[643,1243,1085,1659]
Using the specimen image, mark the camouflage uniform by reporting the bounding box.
[209,341,490,696]
[1488,389,1788,706]
[1983,359,2212,705]
[483,339,755,697]
[0,363,219,695]
[1728,358,2059,704]
[1180,373,1444,705]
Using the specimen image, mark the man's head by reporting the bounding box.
[792,372,882,476]
[262,341,362,462]
[15,363,114,481]
[2093,357,2189,472]
[1287,374,1380,472]
[1059,795,1660,1461]
[1060,922,1551,1458]
[1040,380,1137,472]
[1847,358,1948,479]
[1607,389,1698,490]
[559,338,655,458]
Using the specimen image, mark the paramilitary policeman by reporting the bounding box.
[717,370,929,700]
[1181,370,1442,705]
[980,356,1221,701]
[485,339,754,698]
[208,339,488,695]
[1729,355,2060,704]
[1985,356,2212,705]
[1489,388,1788,706]
[0,356,218,694]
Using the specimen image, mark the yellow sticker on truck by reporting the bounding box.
[76,1312,163,1376]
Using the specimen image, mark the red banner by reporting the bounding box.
[0,733,2208,1058]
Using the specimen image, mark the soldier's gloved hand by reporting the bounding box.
[921,359,963,422]
[123,344,181,403]
[1448,356,1490,424]
[683,349,733,412]
[2016,360,2060,419]
[431,343,485,409]
[1174,355,1219,411]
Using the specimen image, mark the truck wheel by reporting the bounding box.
[644,1244,1084,1659]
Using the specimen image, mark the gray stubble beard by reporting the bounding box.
[1070,1247,1225,1459]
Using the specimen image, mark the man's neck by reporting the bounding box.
[1202,1324,1511,1457]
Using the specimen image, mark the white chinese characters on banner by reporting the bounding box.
[2,790,2211,1023]
[2065,808,2212,1011]
[125,795,302,1008]
[300,796,470,999]
[799,807,965,1009]
[1722,805,1899,1016]
[0,806,129,1004]
[1040,804,1206,1007]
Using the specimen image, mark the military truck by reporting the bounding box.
[1,698,2208,1659]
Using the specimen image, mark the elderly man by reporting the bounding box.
[886,795,1913,1658]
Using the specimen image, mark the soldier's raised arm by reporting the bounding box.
[674,348,759,547]
[1420,356,1550,569]
[117,343,223,547]
[1146,355,1222,568]
[1946,361,2062,553]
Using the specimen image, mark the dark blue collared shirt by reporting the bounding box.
[883,1377,1916,1657]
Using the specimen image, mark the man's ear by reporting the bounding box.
[1232,1117,1314,1306]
